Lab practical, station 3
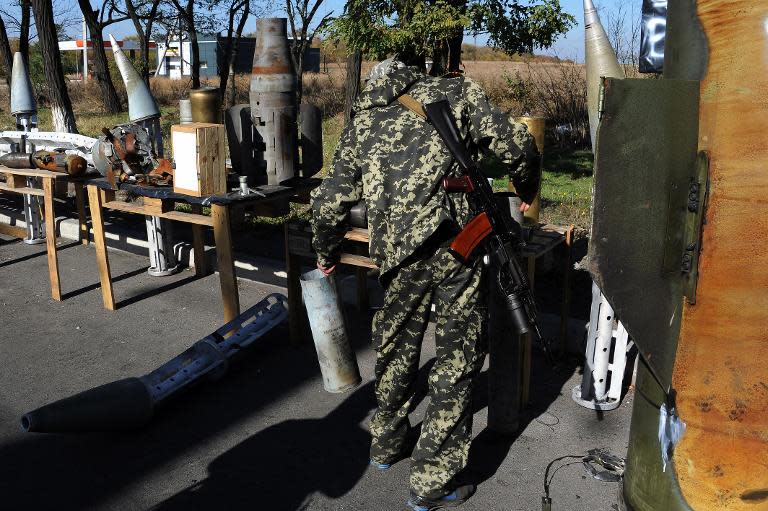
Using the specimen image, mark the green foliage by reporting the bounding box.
[470,0,574,54]
[326,0,575,61]
[326,0,469,59]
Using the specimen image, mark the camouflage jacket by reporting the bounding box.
[310,66,540,276]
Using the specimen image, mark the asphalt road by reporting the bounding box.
[0,235,631,511]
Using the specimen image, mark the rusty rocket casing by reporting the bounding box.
[10,52,36,116]
[0,151,87,176]
[584,0,624,148]
[109,34,160,122]
[249,18,298,185]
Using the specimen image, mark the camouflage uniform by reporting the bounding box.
[310,66,539,498]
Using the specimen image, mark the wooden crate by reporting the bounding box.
[171,123,226,197]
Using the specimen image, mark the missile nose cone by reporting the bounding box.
[109,33,160,122]
[10,52,37,116]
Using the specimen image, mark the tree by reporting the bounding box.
[168,0,201,88]
[0,0,79,60]
[119,0,164,83]
[30,0,77,132]
[327,0,574,72]
[286,0,331,104]
[0,18,13,90]
[77,0,127,113]
[217,0,251,108]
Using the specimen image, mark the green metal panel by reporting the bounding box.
[588,77,700,391]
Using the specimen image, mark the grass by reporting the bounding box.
[1,101,593,230]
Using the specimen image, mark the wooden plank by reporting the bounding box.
[42,178,61,301]
[344,228,370,243]
[73,182,89,245]
[102,200,214,226]
[340,253,378,269]
[142,197,171,215]
[0,222,27,239]
[211,204,240,322]
[87,185,116,310]
[0,166,64,179]
[190,204,207,276]
[0,183,45,196]
[6,173,27,188]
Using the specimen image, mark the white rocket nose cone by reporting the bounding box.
[109,33,160,122]
[10,52,37,116]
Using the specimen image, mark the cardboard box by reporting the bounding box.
[171,123,226,197]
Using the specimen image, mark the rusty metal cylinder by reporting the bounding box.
[190,87,222,124]
[511,116,544,225]
[249,18,298,185]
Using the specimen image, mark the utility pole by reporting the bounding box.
[82,15,88,81]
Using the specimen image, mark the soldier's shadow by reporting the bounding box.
[152,381,379,510]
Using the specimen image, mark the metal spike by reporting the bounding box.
[109,34,160,122]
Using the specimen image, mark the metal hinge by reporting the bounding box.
[681,151,710,303]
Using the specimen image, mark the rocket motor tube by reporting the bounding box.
[300,269,362,393]
[0,152,88,176]
[21,378,154,433]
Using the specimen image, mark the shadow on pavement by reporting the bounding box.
[0,311,373,511]
[61,267,148,300]
[153,381,378,511]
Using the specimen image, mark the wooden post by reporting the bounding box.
[211,203,239,322]
[559,226,574,355]
[42,177,61,301]
[73,182,89,245]
[285,222,304,344]
[87,185,115,310]
[190,204,207,276]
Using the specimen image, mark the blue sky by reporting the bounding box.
[58,0,612,63]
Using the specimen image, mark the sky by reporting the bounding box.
[49,0,626,64]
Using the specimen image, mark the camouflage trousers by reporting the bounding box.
[369,241,485,497]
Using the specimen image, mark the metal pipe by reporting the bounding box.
[21,294,289,433]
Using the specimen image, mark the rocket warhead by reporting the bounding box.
[10,52,37,116]
[109,34,160,122]
[584,0,624,149]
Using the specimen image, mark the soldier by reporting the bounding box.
[310,59,540,510]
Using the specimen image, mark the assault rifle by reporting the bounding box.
[424,100,549,356]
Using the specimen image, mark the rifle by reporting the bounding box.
[423,100,550,357]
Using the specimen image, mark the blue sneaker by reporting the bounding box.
[370,459,393,470]
[406,484,476,510]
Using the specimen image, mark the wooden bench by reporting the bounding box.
[0,165,89,300]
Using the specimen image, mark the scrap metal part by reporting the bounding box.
[91,123,173,186]
[21,294,289,433]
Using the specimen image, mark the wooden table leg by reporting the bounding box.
[285,223,304,344]
[42,178,61,301]
[559,226,574,355]
[355,267,369,310]
[190,204,207,276]
[87,185,115,310]
[212,204,240,322]
[521,256,536,406]
[73,182,89,245]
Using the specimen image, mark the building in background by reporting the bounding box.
[156,33,320,80]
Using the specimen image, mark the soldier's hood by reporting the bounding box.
[355,66,424,111]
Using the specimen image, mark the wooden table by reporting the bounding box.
[87,178,319,322]
[0,165,89,300]
[285,222,574,357]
